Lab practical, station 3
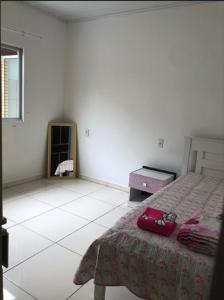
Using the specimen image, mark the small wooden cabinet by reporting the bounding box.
[129,166,176,202]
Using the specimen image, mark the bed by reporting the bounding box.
[74,137,224,300]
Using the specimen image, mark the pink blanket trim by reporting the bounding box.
[177,208,222,256]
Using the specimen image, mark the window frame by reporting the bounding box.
[1,43,24,121]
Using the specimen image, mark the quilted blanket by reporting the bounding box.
[74,173,224,300]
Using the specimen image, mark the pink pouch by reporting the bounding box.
[137,207,177,236]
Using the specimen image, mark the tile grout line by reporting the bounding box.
[3,202,123,277]
[3,243,54,274]
[5,196,122,248]
[55,243,83,257]
[58,202,126,230]
[4,184,119,221]
[4,276,38,300]
[5,206,57,226]
[4,181,128,213]
[55,219,108,244]
[4,192,98,227]
[4,207,133,289]
[4,242,85,299]
[3,179,131,300]
[4,189,128,259]
[64,284,84,300]
[56,183,106,194]
[4,205,119,275]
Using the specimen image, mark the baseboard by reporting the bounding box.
[3,173,129,193]
[3,174,45,189]
[78,174,129,192]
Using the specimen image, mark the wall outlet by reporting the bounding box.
[85,128,90,137]
[158,138,164,148]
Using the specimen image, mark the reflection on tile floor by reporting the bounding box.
[3,178,140,300]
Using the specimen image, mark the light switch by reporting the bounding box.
[158,138,164,148]
[85,128,90,137]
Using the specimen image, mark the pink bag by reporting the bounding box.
[137,207,177,236]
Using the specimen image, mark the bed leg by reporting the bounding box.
[94,284,106,300]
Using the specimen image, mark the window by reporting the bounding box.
[1,43,23,119]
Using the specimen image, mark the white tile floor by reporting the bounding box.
[3,178,141,300]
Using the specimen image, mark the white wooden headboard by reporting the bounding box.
[182,137,224,178]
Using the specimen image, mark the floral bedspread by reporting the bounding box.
[74,173,224,300]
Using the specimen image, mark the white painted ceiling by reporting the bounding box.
[24,1,207,22]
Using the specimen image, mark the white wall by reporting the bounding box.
[1,1,67,184]
[2,2,224,187]
[64,2,224,187]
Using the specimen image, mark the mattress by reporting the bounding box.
[74,173,224,300]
